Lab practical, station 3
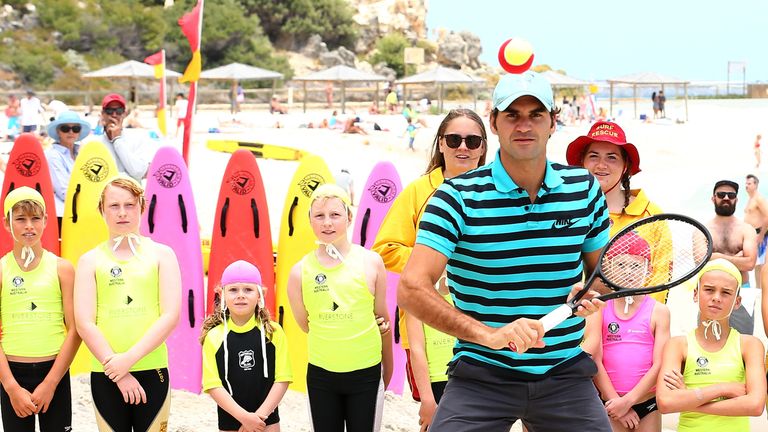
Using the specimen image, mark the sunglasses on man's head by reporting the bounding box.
[58,125,81,133]
[715,191,737,199]
[103,107,125,116]
[442,134,484,150]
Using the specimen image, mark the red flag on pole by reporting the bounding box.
[178,0,204,165]
[144,50,167,136]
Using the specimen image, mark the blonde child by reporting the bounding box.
[287,184,393,432]
[657,259,766,430]
[584,232,670,431]
[201,260,291,432]
[0,187,79,431]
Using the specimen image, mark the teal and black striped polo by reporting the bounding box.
[416,154,610,379]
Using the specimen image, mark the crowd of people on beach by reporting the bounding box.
[0,71,768,432]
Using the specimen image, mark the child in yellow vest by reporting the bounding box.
[287,184,393,432]
[657,259,766,431]
[0,187,79,431]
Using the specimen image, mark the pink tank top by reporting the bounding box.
[602,296,655,394]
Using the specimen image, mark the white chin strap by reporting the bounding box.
[702,319,722,341]
[316,240,345,262]
[9,225,36,269]
[112,233,140,255]
[623,296,634,314]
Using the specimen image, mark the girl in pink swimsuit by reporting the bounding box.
[584,233,671,431]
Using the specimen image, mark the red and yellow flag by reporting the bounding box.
[144,50,168,137]
[178,0,202,84]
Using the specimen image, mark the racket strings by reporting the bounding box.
[601,219,711,291]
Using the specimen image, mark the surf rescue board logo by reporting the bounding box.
[229,170,255,195]
[154,164,182,189]
[299,174,325,197]
[14,152,41,177]
[369,179,397,203]
[82,157,109,182]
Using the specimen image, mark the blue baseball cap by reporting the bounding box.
[492,71,554,112]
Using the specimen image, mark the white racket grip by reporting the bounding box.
[540,304,574,333]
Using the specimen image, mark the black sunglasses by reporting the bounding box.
[58,125,81,133]
[103,107,126,116]
[443,134,484,150]
[715,191,737,199]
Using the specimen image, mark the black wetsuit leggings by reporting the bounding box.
[0,360,72,432]
[306,363,383,432]
[91,368,170,432]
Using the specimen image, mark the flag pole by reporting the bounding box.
[181,0,204,166]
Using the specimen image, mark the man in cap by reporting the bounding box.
[398,71,612,431]
[99,93,151,181]
[706,179,757,335]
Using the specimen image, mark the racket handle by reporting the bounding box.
[540,304,574,332]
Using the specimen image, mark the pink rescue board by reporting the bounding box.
[351,161,406,394]
[140,146,204,393]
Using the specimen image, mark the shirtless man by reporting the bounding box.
[744,174,768,289]
[706,179,757,335]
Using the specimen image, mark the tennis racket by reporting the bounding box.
[512,213,712,349]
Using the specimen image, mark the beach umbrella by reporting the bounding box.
[200,62,284,113]
[82,60,182,106]
[294,65,388,113]
[396,66,483,112]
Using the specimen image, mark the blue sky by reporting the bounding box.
[427,0,766,82]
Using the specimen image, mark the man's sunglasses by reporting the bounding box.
[715,191,737,199]
[58,125,81,133]
[443,134,484,150]
[103,107,126,116]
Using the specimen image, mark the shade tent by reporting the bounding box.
[293,65,388,113]
[607,72,690,121]
[82,60,182,79]
[200,63,284,113]
[396,66,482,112]
[541,70,589,88]
[82,60,182,106]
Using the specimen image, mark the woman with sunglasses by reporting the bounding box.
[45,111,91,230]
[372,108,488,431]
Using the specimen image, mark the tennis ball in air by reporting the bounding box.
[498,38,534,74]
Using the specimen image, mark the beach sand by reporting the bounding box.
[13,97,768,430]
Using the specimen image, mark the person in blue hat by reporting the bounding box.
[45,110,91,231]
[398,70,613,431]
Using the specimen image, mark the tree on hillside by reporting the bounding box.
[241,0,357,50]
[164,0,292,80]
[370,33,409,78]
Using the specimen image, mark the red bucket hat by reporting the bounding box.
[566,121,641,175]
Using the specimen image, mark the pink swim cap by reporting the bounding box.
[220,260,263,286]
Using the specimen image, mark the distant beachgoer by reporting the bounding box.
[335,168,355,206]
[174,93,188,138]
[20,90,43,133]
[325,82,333,108]
[5,94,20,140]
[743,174,768,290]
[402,118,418,151]
[343,117,367,135]
[652,92,660,119]
[368,103,380,115]
[658,91,666,118]
[386,89,398,114]
[45,111,91,228]
[754,134,761,169]
[269,96,287,115]
[98,93,152,180]
[403,104,428,128]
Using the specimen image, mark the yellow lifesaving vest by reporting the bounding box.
[92,238,166,372]
[0,250,65,357]
[301,245,381,372]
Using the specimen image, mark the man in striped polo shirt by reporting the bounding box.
[398,71,612,431]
